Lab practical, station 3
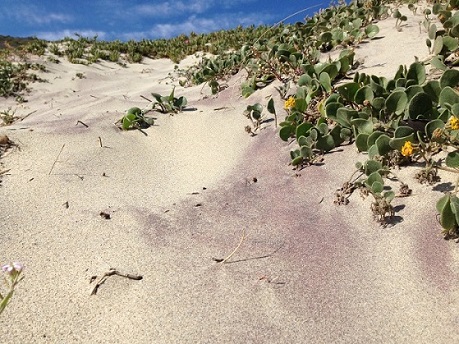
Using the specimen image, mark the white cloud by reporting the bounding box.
[120,12,268,40]
[133,0,212,17]
[131,0,259,18]
[9,6,73,25]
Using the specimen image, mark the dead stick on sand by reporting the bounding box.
[76,120,89,128]
[140,95,152,102]
[19,110,37,122]
[137,128,148,136]
[98,136,103,147]
[213,228,247,264]
[48,144,65,175]
[90,268,143,295]
[0,169,11,175]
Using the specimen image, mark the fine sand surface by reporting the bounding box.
[2,4,459,343]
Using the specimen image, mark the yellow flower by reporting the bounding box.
[284,96,296,110]
[449,116,459,130]
[401,141,414,157]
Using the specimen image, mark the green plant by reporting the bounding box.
[119,107,155,130]
[393,9,408,31]
[47,56,60,64]
[49,43,62,56]
[0,262,24,315]
[0,60,44,98]
[151,87,188,114]
[0,107,18,125]
[23,38,47,56]
[243,103,264,135]
[335,158,411,224]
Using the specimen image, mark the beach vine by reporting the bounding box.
[182,0,459,236]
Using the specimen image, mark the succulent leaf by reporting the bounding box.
[446,151,459,168]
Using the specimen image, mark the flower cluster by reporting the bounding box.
[2,262,23,277]
[401,141,414,157]
[284,96,296,110]
[448,116,459,130]
[1,262,24,315]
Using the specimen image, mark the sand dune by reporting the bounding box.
[2,3,459,343]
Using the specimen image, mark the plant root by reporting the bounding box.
[90,268,143,295]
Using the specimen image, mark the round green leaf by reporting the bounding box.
[407,62,426,84]
[365,24,379,38]
[384,191,395,202]
[371,181,384,193]
[298,74,312,87]
[316,134,335,152]
[367,131,384,147]
[446,150,459,168]
[385,90,408,115]
[433,36,444,55]
[407,92,433,119]
[279,125,294,141]
[127,107,142,116]
[325,102,342,120]
[406,85,425,102]
[364,159,383,175]
[320,31,333,43]
[368,144,379,159]
[437,193,450,213]
[336,108,358,128]
[439,195,456,230]
[425,119,445,139]
[337,82,359,102]
[439,87,459,109]
[354,86,374,104]
[428,23,437,40]
[451,23,459,38]
[375,134,391,156]
[355,133,369,152]
[443,36,458,51]
[319,72,332,93]
[296,122,313,139]
[440,69,459,89]
[450,195,459,226]
[423,80,441,103]
[291,156,304,166]
[430,56,447,71]
[366,171,384,188]
[300,145,313,158]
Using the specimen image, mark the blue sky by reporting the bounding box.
[0,0,326,41]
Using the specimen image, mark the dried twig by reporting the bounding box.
[76,120,89,128]
[213,228,247,263]
[48,144,65,175]
[140,95,152,102]
[98,136,103,147]
[137,128,148,136]
[0,169,11,175]
[90,268,143,295]
[19,110,37,122]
